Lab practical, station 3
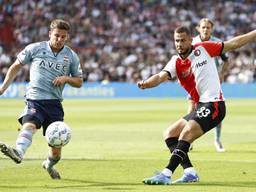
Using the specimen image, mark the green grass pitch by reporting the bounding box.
[0,98,256,192]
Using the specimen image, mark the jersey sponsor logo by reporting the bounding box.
[195,60,207,68]
[39,60,67,73]
[194,49,201,56]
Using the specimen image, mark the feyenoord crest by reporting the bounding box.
[194,49,201,56]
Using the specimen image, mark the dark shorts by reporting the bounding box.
[18,99,64,135]
[183,101,226,133]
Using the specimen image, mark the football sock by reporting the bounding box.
[165,137,178,152]
[16,128,34,157]
[184,167,197,175]
[165,138,193,169]
[166,140,190,173]
[215,124,221,142]
[161,168,172,177]
[45,156,61,170]
[180,155,193,169]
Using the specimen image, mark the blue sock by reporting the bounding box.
[16,128,34,157]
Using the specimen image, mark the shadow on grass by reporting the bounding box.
[0,179,143,191]
[175,181,256,188]
[0,180,256,190]
[53,178,142,190]
[45,179,256,189]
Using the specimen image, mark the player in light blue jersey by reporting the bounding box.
[0,19,83,179]
[188,18,229,153]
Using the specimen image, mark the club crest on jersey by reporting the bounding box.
[194,49,201,56]
[63,55,69,62]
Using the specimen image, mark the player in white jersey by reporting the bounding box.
[189,18,229,152]
[138,26,256,185]
[0,19,83,179]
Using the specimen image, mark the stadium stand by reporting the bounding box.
[0,0,255,83]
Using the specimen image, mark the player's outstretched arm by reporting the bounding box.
[137,71,169,89]
[223,30,256,53]
[0,59,23,95]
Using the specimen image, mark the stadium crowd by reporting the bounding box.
[0,0,256,83]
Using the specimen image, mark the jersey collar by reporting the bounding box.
[47,41,65,57]
[178,46,193,60]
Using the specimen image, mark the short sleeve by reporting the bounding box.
[70,51,83,78]
[220,53,229,61]
[194,41,224,57]
[17,44,33,65]
[163,56,178,79]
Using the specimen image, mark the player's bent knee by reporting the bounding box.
[179,130,193,143]
[22,123,38,133]
[179,125,204,143]
[164,119,187,139]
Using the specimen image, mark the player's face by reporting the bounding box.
[49,28,69,52]
[198,21,213,41]
[174,32,192,58]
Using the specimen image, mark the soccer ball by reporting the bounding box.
[45,121,71,148]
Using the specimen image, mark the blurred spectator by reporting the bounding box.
[0,14,16,51]
[0,0,255,83]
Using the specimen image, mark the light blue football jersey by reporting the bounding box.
[17,41,82,100]
[192,35,222,44]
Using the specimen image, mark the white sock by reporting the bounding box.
[184,167,197,175]
[161,168,172,177]
[15,128,34,158]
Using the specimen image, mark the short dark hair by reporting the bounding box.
[175,26,191,36]
[50,19,70,31]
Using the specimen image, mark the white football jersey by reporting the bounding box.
[163,42,225,103]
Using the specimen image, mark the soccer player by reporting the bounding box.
[0,19,83,179]
[138,26,256,185]
[189,18,229,152]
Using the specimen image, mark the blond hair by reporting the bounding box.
[198,18,214,28]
